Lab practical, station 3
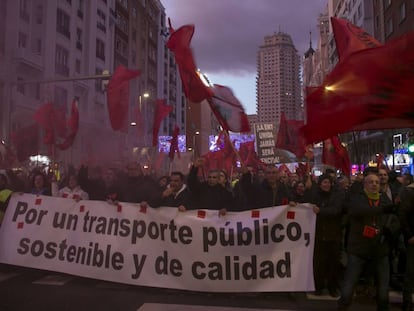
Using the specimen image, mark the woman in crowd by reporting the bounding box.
[52,173,89,201]
[30,171,51,196]
[311,173,345,297]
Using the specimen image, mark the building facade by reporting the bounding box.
[0,0,185,168]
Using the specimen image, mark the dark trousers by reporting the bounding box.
[313,239,342,291]
[338,254,390,311]
[403,243,414,309]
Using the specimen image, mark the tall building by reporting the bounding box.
[256,31,302,124]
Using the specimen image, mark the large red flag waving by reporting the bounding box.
[152,99,173,146]
[33,102,66,146]
[166,24,213,103]
[106,65,140,131]
[209,84,250,133]
[331,17,381,60]
[302,31,414,143]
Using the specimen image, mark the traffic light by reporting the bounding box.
[408,132,414,156]
[409,143,414,155]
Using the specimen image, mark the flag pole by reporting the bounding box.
[222,129,243,165]
[352,131,362,172]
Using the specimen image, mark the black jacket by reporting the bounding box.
[398,183,414,243]
[311,188,345,241]
[345,191,394,259]
[240,171,292,209]
[156,185,193,209]
[187,166,233,211]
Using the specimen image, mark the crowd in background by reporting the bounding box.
[0,160,413,311]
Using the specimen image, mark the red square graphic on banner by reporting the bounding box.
[117,204,122,212]
[197,210,206,219]
[79,205,85,212]
[287,211,295,219]
[140,205,147,214]
[251,210,260,218]
[17,222,24,229]
[35,198,42,205]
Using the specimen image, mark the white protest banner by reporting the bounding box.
[0,194,316,292]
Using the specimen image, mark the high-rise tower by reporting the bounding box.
[256,31,302,123]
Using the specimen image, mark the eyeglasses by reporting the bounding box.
[208,176,218,178]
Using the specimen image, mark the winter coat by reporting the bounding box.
[311,188,345,241]
[345,191,394,259]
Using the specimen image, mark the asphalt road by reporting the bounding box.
[0,264,406,311]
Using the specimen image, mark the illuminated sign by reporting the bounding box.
[158,135,187,153]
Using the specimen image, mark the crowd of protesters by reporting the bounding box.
[0,159,413,311]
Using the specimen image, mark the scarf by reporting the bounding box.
[364,190,380,200]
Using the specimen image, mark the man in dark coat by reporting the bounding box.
[338,173,395,311]
[187,158,232,216]
[121,162,158,206]
[311,174,345,297]
[399,182,414,311]
[240,165,293,209]
[155,171,192,211]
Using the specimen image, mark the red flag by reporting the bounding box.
[239,141,259,167]
[168,126,180,160]
[152,99,173,146]
[216,131,235,158]
[10,124,39,162]
[322,136,351,176]
[376,153,389,170]
[209,84,251,133]
[296,162,312,180]
[166,24,213,103]
[331,17,381,61]
[33,102,55,145]
[106,65,140,131]
[278,163,292,175]
[276,112,307,158]
[302,32,414,143]
[202,150,225,173]
[215,131,238,174]
[56,99,79,150]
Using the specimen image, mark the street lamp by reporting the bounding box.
[139,92,150,111]
[138,92,150,146]
[193,131,200,159]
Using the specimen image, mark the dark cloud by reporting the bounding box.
[162,0,328,76]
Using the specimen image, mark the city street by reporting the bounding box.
[0,264,407,311]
